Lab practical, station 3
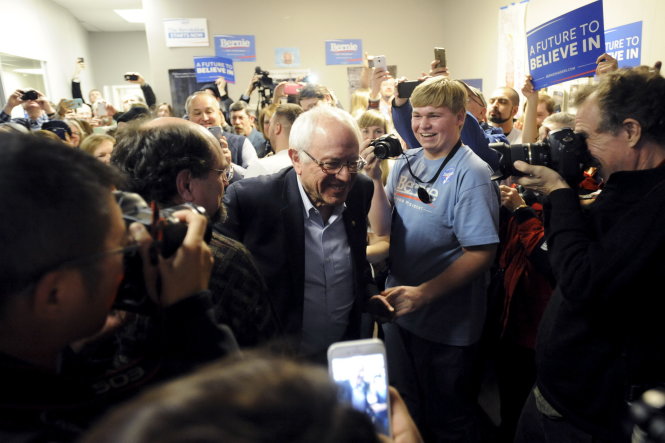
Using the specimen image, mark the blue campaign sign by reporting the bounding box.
[214,35,256,62]
[527,0,605,89]
[194,56,235,83]
[604,21,642,67]
[325,39,363,65]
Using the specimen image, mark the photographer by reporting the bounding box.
[513,66,665,442]
[1,88,56,130]
[0,133,237,442]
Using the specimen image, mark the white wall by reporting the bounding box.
[87,31,152,97]
[0,0,92,103]
[2,0,663,111]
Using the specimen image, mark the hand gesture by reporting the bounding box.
[215,77,227,96]
[359,138,383,181]
[370,68,392,100]
[521,75,538,102]
[382,285,431,317]
[499,185,527,211]
[428,60,450,78]
[125,72,146,85]
[513,161,570,195]
[595,53,618,76]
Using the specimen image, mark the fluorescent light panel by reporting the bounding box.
[114,9,145,23]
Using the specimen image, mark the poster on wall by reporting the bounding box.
[275,48,300,68]
[460,78,483,91]
[168,69,198,118]
[214,35,256,62]
[326,39,363,65]
[604,21,642,68]
[193,56,235,83]
[164,18,209,47]
[526,0,605,89]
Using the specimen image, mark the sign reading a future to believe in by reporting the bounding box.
[193,56,235,84]
[526,0,605,89]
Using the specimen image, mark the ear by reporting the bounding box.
[622,118,642,148]
[273,121,283,136]
[288,148,303,174]
[32,271,67,320]
[176,169,195,202]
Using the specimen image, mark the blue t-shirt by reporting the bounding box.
[385,145,499,345]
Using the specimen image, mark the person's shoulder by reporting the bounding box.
[457,145,495,177]
[210,231,253,259]
[228,167,292,193]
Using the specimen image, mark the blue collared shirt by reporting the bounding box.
[0,110,50,131]
[296,175,355,355]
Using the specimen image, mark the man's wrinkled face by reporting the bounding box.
[291,118,360,210]
[574,94,628,181]
[188,95,223,128]
[188,128,229,222]
[231,109,253,136]
[487,88,518,125]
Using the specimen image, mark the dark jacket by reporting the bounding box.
[217,168,375,355]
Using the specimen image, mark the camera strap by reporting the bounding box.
[405,139,462,203]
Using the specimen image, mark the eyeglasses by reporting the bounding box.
[467,94,485,109]
[302,151,366,175]
[210,166,234,183]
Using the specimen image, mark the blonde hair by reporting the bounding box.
[411,77,467,115]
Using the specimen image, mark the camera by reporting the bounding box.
[370,134,403,160]
[489,128,593,185]
[21,90,39,101]
[124,73,139,81]
[253,66,275,90]
[112,191,211,313]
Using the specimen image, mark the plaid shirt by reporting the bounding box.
[209,232,281,347]
[0,110,50,130]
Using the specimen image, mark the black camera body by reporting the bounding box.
[254,66,275,89]
[370,134,403,159]
[489,128,593,186]
[21,90,39,101]
[113,191,211,313]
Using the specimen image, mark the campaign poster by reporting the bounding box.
[526,0,605,89]
[193,56,235,83]
[164,18,208,47]
[214,34,256,62]
[275,48,300,68]
[326,39,363,65]
[604,21,642,68]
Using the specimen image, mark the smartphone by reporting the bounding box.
[124,73,139,81]
[70,98,83,109]
[328,338,391,437]
[95,101,107,116]
[284,83,303,95]
[397,80,424,99]
[208,125,224,140]
[21,90,39,101]
[434,47,447,68]
[368,55,387,70]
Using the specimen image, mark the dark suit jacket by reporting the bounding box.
[217,167,375,350]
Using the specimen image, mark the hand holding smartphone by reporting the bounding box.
[328,338,391,437]
[434,47,447,68]
[368,55,387,70]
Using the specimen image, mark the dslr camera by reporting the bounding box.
[489,128,593,186]
[113,191,211,313]
[370,134,403,159]
[21,90,39,101]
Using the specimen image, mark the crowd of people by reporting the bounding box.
[1,50,664,443]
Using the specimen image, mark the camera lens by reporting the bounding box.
[371,134,403,160]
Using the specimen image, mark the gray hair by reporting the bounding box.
[185,91,220,114]
[289,105,362,159]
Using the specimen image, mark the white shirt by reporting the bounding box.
[244,150,293,178]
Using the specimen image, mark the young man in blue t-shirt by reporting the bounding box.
[363,76,499,442]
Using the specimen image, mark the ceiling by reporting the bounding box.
[51,0,145,32]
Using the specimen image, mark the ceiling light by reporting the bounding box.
[114,9,145,23]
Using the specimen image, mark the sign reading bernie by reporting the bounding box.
[527,0,605,89]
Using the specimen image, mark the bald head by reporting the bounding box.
[186,92,225,128]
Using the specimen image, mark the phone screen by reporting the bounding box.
[329,342,390,436]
